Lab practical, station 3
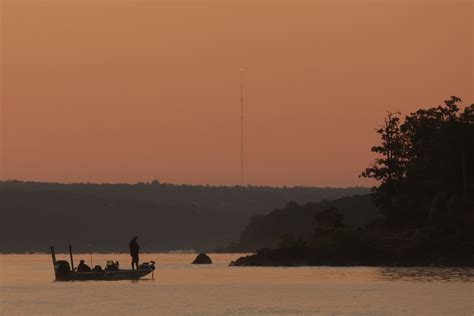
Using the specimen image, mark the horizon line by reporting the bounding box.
[0,179,371,190]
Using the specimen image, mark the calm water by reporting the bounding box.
[1,253,473,315]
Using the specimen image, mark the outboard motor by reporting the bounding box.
[54,260,72,281]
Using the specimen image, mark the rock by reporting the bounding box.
[192,253,212,264]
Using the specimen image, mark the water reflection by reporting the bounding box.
[379,267,474,282]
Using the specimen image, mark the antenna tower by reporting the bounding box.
[240,67,244,186]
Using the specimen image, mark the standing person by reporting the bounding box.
[129,236,140,270]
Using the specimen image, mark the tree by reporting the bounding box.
[362,97,474,227]
[361,112,406,220]
[313,207,344,237]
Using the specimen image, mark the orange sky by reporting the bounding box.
[1,0,472,187]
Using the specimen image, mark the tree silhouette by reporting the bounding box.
[361,112,406,219]
[362,96,474,227]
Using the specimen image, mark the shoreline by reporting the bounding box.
[229,251,474,268]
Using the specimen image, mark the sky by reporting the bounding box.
[0,0,472,187]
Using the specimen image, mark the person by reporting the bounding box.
[129,236,140,270]
[77,259,91,272]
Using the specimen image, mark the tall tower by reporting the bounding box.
[240,67,244,186]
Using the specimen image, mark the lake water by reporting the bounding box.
[1,253,473,315]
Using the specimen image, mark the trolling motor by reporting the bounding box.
[138,261,156,270]
[138,261,156,279]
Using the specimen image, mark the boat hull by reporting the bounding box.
[55,269,154,281]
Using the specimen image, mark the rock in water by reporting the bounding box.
[192,253,212,264]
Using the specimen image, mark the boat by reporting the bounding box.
[50,245,155,281]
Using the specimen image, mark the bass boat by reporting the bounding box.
[50,245,155,281]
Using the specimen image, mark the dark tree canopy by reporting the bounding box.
[314,207,344,231]
[362,96,474,227]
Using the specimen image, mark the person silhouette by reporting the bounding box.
[77,259,91,272]
[129,236,140,270]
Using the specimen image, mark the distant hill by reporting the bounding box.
[227,195,379,251]
[0,180,369,215]
[0,181,370,253]
[0,188,248,253]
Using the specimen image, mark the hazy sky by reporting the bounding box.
[1,0,472,187]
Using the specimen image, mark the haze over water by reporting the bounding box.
[1,254,473,315]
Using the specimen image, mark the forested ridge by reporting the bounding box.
[0,181,367,252]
